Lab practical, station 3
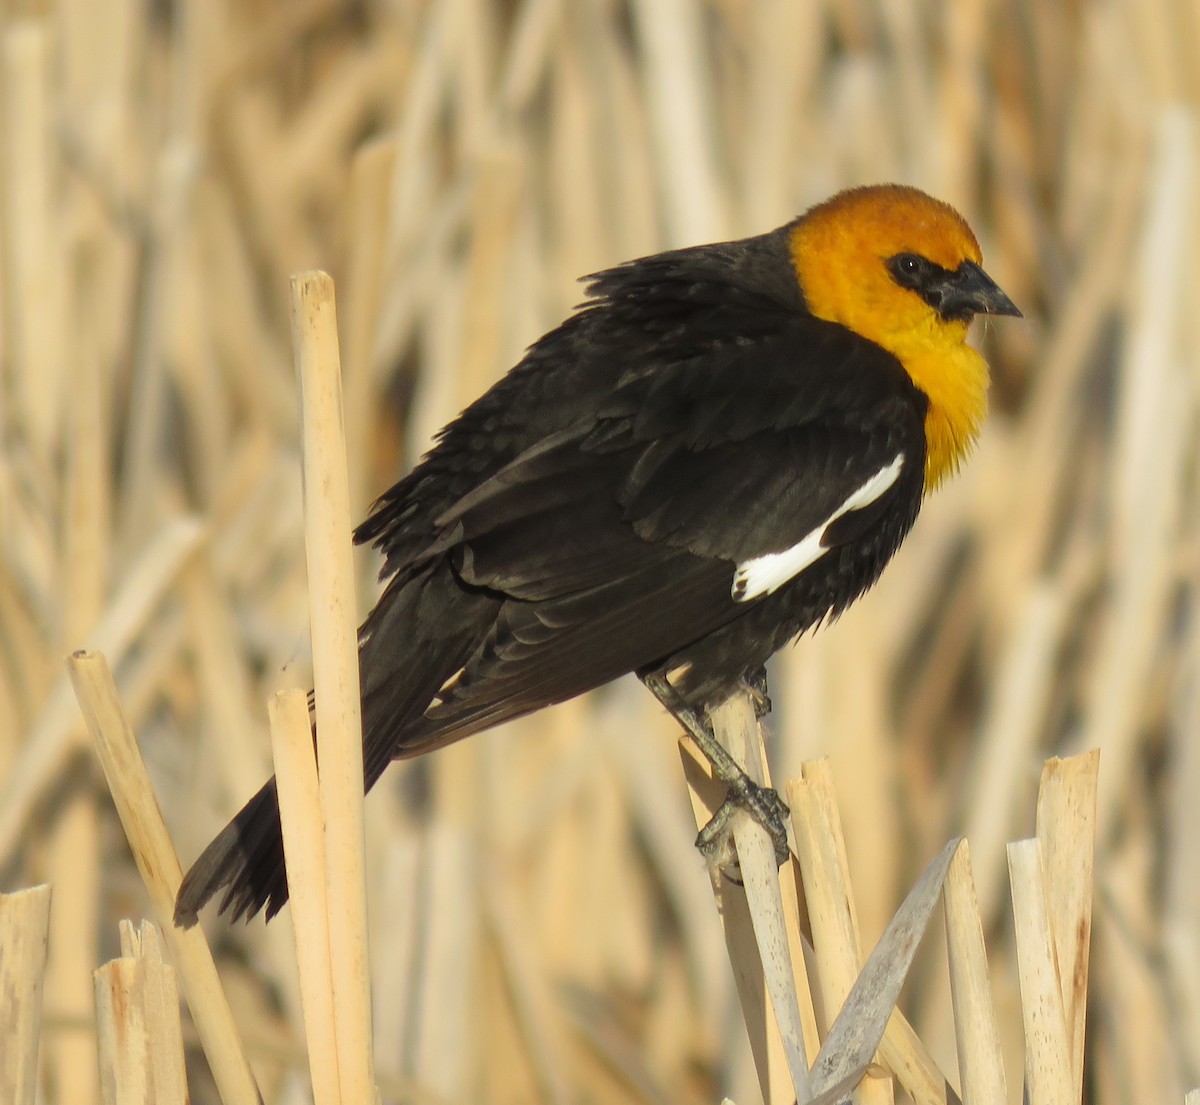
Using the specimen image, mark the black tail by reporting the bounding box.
[175,778,288,925]
[174,564,501,927]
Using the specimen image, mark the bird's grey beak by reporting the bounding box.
[937,260,1022,321]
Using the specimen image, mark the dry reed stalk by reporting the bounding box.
[1012,148,1145,577]
[342,138,398,526]
[454,151,526,422]
[408,826,479,1102]
[961,585,1068,922]
[0,884,52,1105]
[738,1,821,224]
[819,619,901,943]
[179,558,271,802]
[1094,846,1178,1103]
[485,874,574,1105]
[1007,839,1074,1105]
[114,148,188,558]
[0,608,22,773]
[549,30,607,287]
[1034,752,1098,1100]
[937,0,986,207]
[776,859,823,1070]
[44,793,101,1105]
[788,761,954,1105]
[2,20,66,463]
[45,261,110,1105]
[0,518,204,867]
[45,362,106,1105]
[512,707,620,991]
[607,705,731,1025]
[269,688,339,1105]
[807,840,958,1105]
[942,841,1008,1104]
[67,650,261,1105]
[629,0,728,244]
[381,2,459,273]
[787,759,881,1103]
[364,832,420,1072]
[200,188,296,440]
[1166,613,1200,1078]
[290,269,377,1104]
[710,693,813,1102]
[94,921,188,1105]
[679,736,802,1105]
[1081,110,1194,833]
[584,4,659,263]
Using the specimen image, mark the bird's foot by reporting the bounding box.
[696,775,791,873]
[639,669,790,874]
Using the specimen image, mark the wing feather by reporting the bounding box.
[365,304,926,748]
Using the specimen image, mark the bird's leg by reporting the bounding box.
[642,671,790,868]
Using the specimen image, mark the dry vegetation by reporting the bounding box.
[1,0,1199,1102]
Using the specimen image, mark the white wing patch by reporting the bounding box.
[732,454,905,602]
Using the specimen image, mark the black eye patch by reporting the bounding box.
[884,253,967,318]
[886,252,947,290]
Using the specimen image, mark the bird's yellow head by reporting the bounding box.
[789,184,1020,491]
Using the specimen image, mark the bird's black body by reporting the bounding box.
[177,223,931,924]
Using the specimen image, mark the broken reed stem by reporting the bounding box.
[269,688,341,1105]
[787,762,864,1032]
[1005,749,1099,1105]
[1008,838,1075,1105]
[1035,752,1098,1101]
[942,841,1008,1104]
[290,269,376,1104]
[0,884,51,1105]
[788,761,895,1105]
[785,769,959,1105]
[785,764,961,1105]
[94,922,188,1104]
[807,839,960,1105]
[709,691,813,1103]
[66,650,261,1105]
[683,727,1096,1105]
[683,736,956,1105]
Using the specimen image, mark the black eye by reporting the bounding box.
[887,252,928,287]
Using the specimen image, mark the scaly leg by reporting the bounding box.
[642,671,790,867]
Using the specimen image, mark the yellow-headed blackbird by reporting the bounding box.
[176,184,1020,925]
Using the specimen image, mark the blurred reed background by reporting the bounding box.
[0,0,1197,1102]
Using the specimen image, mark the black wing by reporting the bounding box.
[355,225,810,577]
[395,316,925,740]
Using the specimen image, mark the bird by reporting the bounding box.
[175,183,1020,926]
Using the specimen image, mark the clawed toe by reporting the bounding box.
[696,777,791,874]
